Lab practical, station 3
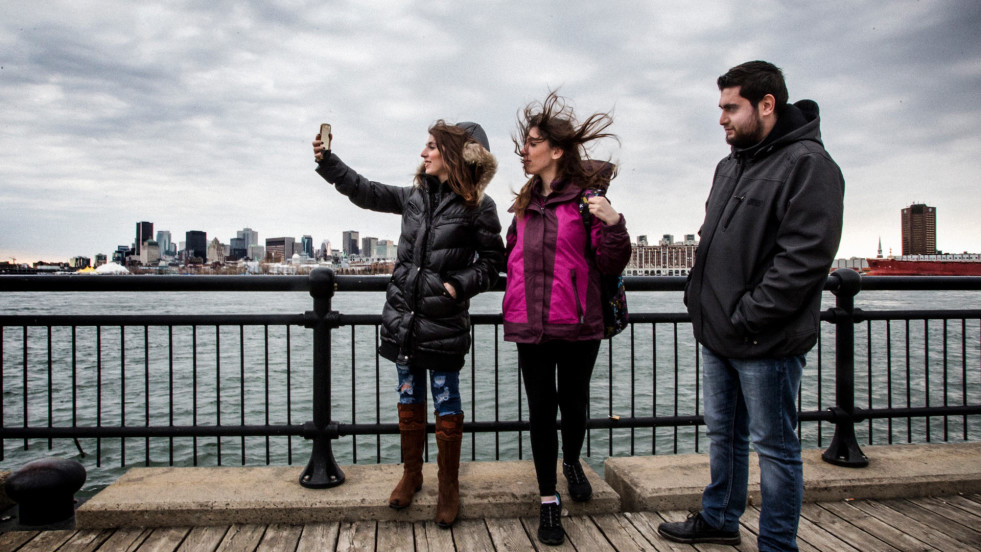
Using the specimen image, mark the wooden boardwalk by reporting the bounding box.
[2,493,979,551]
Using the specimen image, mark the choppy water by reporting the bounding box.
[2,287,980,496]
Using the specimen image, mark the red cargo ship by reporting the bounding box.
[864,254,981,276]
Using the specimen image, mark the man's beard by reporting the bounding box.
[726,111,765,149]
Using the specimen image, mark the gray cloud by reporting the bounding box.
[1,1,979,263]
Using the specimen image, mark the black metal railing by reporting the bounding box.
[1,269,980,493]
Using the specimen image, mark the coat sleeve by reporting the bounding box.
[593,214,632,275]
[445,196,505,300]
[315,152,411,214]
[731,152,844,334]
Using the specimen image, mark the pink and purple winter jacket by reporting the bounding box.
[503,178,631,344]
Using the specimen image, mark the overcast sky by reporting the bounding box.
[2,1,979,263]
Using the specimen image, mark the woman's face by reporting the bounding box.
[420,134,449,182]
[520,126,561,178]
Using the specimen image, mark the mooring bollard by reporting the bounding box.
[4,458,86,526]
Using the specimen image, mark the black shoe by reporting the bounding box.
[657,512,741,545]
[562,460,593,502]
[537,495,564,546]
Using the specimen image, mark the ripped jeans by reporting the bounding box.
[396,363,463,416]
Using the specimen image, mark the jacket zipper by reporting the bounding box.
[571,268,584,323]
[722,195,746,230]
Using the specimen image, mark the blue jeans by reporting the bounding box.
[700,346,804,552]
[396,363,462,416]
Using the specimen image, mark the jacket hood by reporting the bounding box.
[735,99,823,160]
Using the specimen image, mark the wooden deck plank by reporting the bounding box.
[914,495,981,535]
[944,493,981,517]
[93,527,150,552]
[14,530,76,552]
[485,517,536,552]
[214,524,266,552]
[0,530,41,551]
[450,519,495,552]
[819,500,941,551]
[295,522,340,552]
[255,523,302,551]
[375,520,414,552]
[799,502,899,552]
[590,513,655,552]
[883,497,981,546]
[562,515,616,551]
[137,527,192,552]
[175,526,227,552]
[850,498,971,551]
[741,506,822,552]
[48,529,113,552]
[416,521,454,552]
[335,521,376,552]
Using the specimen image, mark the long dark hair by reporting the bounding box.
[414,120,491,208]
[511,91,618,217]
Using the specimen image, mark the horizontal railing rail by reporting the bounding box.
[2,270,980,491]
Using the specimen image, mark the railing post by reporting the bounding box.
[822,268,869,467]
[299,267,346,488]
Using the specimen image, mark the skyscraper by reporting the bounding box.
[301,235,314,258]
[361,237,378,259]
[135,221,153,256]
[901,203,937,256]
[265,237,295,263]
[156,230,172,257]
[342,230,360,256]
[185,231,207,262]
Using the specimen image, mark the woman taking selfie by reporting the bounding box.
[502,92,631,545]
[313,121,504,528]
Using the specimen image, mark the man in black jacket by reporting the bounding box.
[659,61,844,551]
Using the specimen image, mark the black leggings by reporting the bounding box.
[518,339,601,496]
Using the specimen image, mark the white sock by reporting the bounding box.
[541,494,559,504]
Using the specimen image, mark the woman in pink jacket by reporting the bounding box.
[503,91,631,546]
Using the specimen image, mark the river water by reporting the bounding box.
[2,287,980,495]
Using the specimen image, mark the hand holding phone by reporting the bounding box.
[319,123,332,149]
[315,123,332,162]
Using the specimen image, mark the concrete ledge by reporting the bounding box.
[604,441,981,512]
[76,459,618,529]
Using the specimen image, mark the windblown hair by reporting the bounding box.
[717,60,789,111]
[511,91,618,218]
[415,120,497,209]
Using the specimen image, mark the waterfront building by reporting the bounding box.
[248,244,265,261]
[112,245,131,265]
[318,240,332,260]
[265,237,295,263]
[156,231,173,257]
[624,234,698,276]
[361,237,378,259]
[135,221,153,257]
[207,238,226,264]
[140,241,161,265]
[342,230,359,256]
[375,239,397,259]
[902,203,937,256]
[185,231,207,263]
[301,235,315,258]
[94,253,107,267]
[70,256,91,269]
[229,237,247,260]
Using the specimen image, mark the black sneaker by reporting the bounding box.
[538,495,564,546]
[562,460,593,502]
[657,512,741,545]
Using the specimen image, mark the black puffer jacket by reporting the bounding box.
[686,100,844,359]
[316,150,504,371]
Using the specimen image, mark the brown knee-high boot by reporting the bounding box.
[435,412,464,528]
[389,403,427,509]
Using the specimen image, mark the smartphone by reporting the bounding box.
[319,123,332,149]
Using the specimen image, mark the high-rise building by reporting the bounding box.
[361,237,378,259]
[185,231,207,262]
[135,221,153,256]
[265,237,295,263]
[901,203,937,256]
[375,239,398,259]
[301,235,315,258]
[342,231,360,256]
[156,231,173,257]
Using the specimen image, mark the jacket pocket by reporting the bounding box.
[721,195,746,230]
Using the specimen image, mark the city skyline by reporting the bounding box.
[2,3,980,263]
